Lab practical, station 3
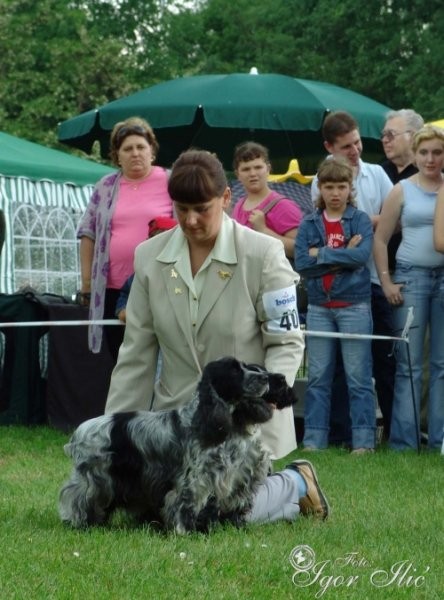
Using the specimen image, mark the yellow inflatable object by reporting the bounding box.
[268,159,314,184]
[428,119,444,129]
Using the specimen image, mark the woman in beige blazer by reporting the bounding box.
[104,150,330,523]
[105,150,305,460]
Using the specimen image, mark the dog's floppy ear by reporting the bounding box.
[192,376,233,447]
[231,401,273,428]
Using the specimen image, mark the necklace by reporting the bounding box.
[123,176,147,191]
[122,168,152,191]
[415,174,443,193]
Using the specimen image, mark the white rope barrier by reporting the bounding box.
[303,331,406,342]
[0,312,412,344]
[0,319,122,328]
[0,320,406,341]
[303,306,414,343]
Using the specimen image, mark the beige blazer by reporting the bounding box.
[105,216,305,459]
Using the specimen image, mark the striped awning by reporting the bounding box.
[0,175,93,293]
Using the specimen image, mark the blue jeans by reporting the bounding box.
[390,263,444,450]
[303,303,376,449]
[328,285,395,446]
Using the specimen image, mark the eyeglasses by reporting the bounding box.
[115,125,147,143]
[380,129,412,142]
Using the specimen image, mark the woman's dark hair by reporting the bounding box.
[109,117,159,165]
[168,149,228,204]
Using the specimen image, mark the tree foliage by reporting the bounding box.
[0,0,180,147]
[190,0,443,119]
[0,0,441,152]
[0,0,137,146]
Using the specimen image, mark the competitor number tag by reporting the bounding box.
[262,285,299,332]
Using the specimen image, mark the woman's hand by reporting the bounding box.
[75,290,91,307]
[382,281,404,306]
[117,309,127,323]
[347,234,362,248]
[248,209,266,232]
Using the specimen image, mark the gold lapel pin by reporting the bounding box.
[171,268,178,279]
[218,270,232,280]
[174,287,183,295]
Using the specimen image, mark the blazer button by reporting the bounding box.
[197,344,205,352]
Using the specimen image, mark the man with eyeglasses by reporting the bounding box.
[381,110,424,272]
[307,111,393,447]
[381,109,424,184]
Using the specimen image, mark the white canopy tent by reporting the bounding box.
[0,132,115,295]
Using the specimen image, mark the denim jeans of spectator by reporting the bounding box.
[390,263,444,450]
[328,349,352,447]
[303,302,376,449]
[328,285,395,445]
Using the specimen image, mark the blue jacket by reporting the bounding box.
[294,204,373,305]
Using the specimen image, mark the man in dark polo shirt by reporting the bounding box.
[381,109,423,183]
[381,109,424,272]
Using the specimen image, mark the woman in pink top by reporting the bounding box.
[77,117,173,359]
[231,142,303,260]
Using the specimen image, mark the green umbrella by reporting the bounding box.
[58,73,391,171]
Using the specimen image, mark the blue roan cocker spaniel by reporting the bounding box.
[59,357,296,534]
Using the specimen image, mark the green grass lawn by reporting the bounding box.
[1,426,442,600]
